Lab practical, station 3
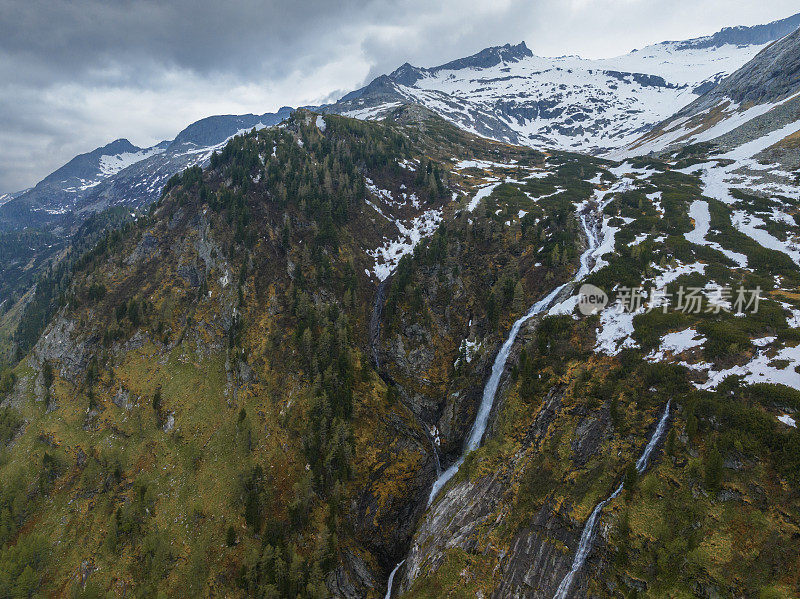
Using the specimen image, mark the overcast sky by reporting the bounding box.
[1,0,798,193]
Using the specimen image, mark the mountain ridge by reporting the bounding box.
[324,12,800,156]
[621,23,800,161]
[6,11,799,230]
[0,107,293,231]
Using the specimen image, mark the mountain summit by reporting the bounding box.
[325,12,800,155]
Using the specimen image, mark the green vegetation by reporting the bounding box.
[0,110,798,599]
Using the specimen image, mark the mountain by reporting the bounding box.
[0,107,293,231]
[2,14,800,599]
[623,24,800,162]
[1,138,164,220]
[5,12,798,234]
[673,11,800,48]
[1,107,799,599]
[325,12,800,155]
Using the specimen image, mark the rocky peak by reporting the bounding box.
[675,10,800,49]
[430,41,532,73]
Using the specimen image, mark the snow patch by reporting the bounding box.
[466,182,500,212]
[685,200,748,267]
[647,328,706,362]
[595,304,641,356]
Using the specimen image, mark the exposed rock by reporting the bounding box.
[397,387,592,598]
[125,231,159,265]
[326,550,378,598]
[350,411,438,566]
[75,448,87,468]
[162,412,175,432]
[32,312,92,384]
[112,387,131,410]
[571,413,609,467]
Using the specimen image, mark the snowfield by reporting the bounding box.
[98,146,165,177]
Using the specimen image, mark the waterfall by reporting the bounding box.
[384,560,406,599]
[384,206,602,596]
[552,400,672,599]
[428,212,600,506]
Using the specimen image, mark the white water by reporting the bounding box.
[553,400,671,599]
[384,560,405,599]
[384,206,601,598]
[428,211,600,506]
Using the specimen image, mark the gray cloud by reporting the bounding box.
[1,0,798,192]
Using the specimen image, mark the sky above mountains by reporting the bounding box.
[1,0,798,193]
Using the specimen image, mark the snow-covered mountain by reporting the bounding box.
[0,108,293,231]
[325,12,800,155]
[4,12,800,233]
[622,22,800,163]
[21,138,169,213]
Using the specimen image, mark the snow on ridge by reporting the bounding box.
[98,146,166,177]
[626,90,800,157]
[647,191,664,217]
[340,102,402,120]
[719,118,800,161]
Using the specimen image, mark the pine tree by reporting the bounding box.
[705,446,723,491]
[513,280,525,314]
[623,463,639,496]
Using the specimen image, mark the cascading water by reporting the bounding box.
[384,208,602,597]
[384,560,406,599]
[428,211,600,506]
[552,400,672,599]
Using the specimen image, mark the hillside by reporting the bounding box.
[0,106,798,599]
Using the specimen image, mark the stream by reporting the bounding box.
[552,400,671,599]
[385,207,602,598]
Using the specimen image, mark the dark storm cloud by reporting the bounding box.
[0,0,359,79]
[0,0,798,193]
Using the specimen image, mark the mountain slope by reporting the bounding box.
[1,108,799,599]
[325,12,800,155]
[624,24,800,161]
[0,108,293,231]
